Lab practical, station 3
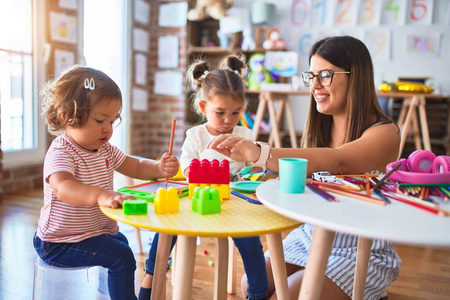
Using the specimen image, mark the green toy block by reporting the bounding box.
[118,187,156,202]
[123,199,148,215]
[192,186,221,215]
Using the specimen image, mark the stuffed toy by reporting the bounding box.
[263,29,287,50]
[188,0,233,21]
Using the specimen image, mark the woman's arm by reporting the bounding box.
[208,123,400,176]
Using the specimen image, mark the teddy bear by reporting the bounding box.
[187,0,233,21]
[263,29,287,50]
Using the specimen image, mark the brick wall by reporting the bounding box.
[129,1,188,159]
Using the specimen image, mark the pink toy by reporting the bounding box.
[188,159,230,184]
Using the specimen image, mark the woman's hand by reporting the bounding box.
[97,190,135,208]
[159,152,180,178]
[207,134,260,163]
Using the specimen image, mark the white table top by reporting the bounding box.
[256,180,450,248]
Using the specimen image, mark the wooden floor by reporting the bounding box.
[1,188,449,300]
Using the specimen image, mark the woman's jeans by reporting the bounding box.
[145,233,268,300]
[33,232,137,300]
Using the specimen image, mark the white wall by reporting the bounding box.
[234,0,450,131]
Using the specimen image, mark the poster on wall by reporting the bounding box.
[364,29,391,62]
[154,71,183,96]
[132,87,148,111]
[407,0,434,25]
[381,0,407,25]
[404,33,441,58]
[158,36,179,68]
[54,49,75,77]
[135,53,147,85]
[159,2,188,27]
[134,0,150,25]
[58,0,77,10]
[358,0,383,25]
[133,28,149,52]
[49,11,77,44]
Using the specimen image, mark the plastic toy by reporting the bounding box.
[154,187,180,214]
[191,186,221,215]
[247,53,275,90]
[187,0,233,21]
[188,159,230,200]
[118,180,188,202]
[123,199,148,215]
[378,81,434,93]
[311,171,337,183]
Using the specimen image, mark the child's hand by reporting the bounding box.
[159,152,180,178]
[97,190,135,208]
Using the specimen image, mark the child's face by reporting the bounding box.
[200,94,244,136]
[65,98,121,151]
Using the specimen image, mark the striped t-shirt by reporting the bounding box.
[37,134,127,243]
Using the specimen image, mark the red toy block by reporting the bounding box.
[188,159,230,184]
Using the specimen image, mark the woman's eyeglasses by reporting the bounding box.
[301,70,350,87]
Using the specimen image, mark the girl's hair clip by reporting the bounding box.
[233,70,239,75]
[84,78,95,90]
[201,70,209,79]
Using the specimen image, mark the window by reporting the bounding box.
[0,0,46,168]
[83,0,130,151]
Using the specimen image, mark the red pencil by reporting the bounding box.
[165,119,176,187]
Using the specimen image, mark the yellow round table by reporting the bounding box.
[101,194,300,300]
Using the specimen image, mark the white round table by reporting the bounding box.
[256,179,450,300]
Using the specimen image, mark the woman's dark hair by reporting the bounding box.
[301,35,395,148]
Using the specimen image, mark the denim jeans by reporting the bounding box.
[33,232,137,300]
[145,234,268,300]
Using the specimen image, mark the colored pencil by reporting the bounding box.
[398,183,450,188]
[372,162,403,191]
[319,185,387,206]
[231,191,262,205]
[306,179,360,191]
[166,119,176,187]
[335,177,361,190]
[335,174,379,178]
[306,183,337,202]
[374,190,391,204]
[383,192,445,216]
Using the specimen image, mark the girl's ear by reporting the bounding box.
[199,100,207,114]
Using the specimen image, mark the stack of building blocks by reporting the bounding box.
[154,187,180,214]
[191,186,221,215]
[188,159,230,200]
[123,199,148,215]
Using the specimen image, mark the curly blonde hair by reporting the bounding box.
[186,54,248,119]
[41,65,122,135]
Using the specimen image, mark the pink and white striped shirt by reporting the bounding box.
[37,134,127,243]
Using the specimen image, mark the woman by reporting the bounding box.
[208,36,401,300]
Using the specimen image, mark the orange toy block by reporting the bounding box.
[154,187,180,214]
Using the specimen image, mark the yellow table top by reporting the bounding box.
[101,194,301,238]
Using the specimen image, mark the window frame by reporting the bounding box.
[3,0,47,168]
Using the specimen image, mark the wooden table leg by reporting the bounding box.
[227,237,237,295]
[399,96,419,155]
[151,233,173,300]
[352,237,372,300]
[417,96,432,151]
[299,227,335,300]
[411,106,422,150]
[267,97,281,148]
[173,235,197,300]
[215,237,229,300]
[253,93,267,141]
[284,97,298,148]
[266,232,290,300]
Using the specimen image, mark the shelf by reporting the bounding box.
[188,46,232,55]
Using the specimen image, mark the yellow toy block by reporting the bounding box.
[154,187,180,214]
[189,183,230,201]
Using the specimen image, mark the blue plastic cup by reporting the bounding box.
[279,158,308,193]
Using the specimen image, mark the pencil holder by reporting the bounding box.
[32,257,110,300]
